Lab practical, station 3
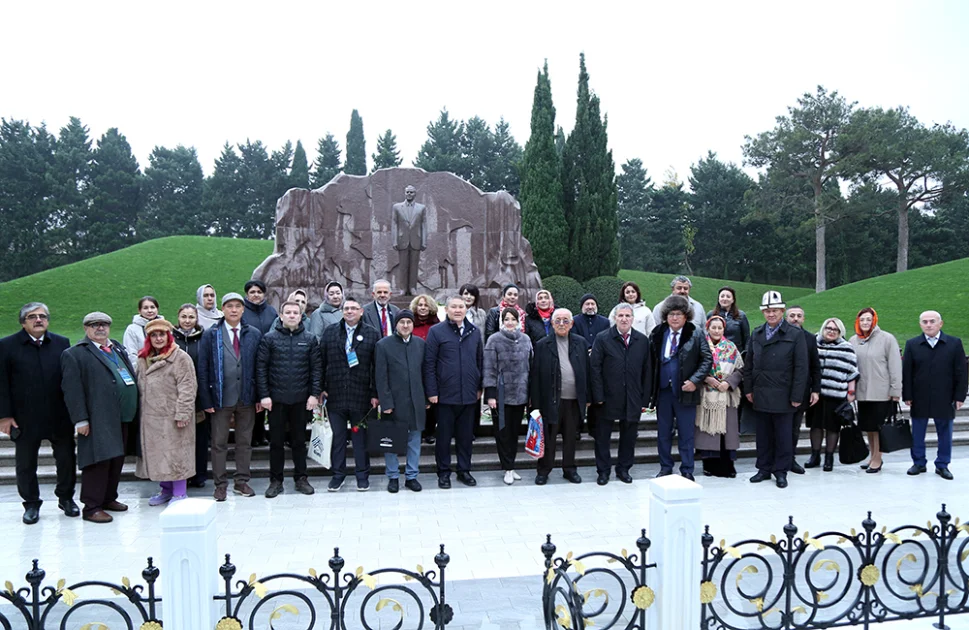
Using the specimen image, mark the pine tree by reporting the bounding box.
[616,158,653,271]
[310,133,342,188]
[414,109,466,174]
[688,151,754,278]
[48,116,93,264]
[561,54,619,281]
[461,116,495,188]
[488,117,523,196]
[519,62,568,276]
[238,139,277,239]
[87,127,142,253]
[141,145,204,239]
[290,140,310,189]
[203,143,246,236]
[371,129,402,172]
[344,109,366,175]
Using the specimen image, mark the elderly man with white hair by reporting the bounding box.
[529,308,590,485]
[902,310,967,480]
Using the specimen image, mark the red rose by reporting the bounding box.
[352,426,359,433]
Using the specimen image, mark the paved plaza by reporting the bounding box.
[4,447,969,629]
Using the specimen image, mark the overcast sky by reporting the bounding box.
[4,1,968,187]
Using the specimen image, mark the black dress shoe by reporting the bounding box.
[750,470,771,483]
[563,471,582,484]
[422,436,436,445]
[405,479,423,492]
[188,478,207,489]
[456,472,477,486]
[387,478,399,493]
[775,473,788,488]
[596,473,609,486]
[936,467,954,480]
[438,475,451,489]
[655,470,672,478]
[535,474,548,486]
[58,499,80,517]
[616,470,633,484]
[23,505,40,525]
[865,465,882,474]
[823,453,834,472]
[682,472,695,481]
[907,464,927,476]
[790,461,806,475]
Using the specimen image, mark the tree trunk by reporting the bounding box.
[896,202,909,273]
[814,186,826,292]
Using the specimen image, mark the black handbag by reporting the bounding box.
[366,409,409,456]
[839,419,869,465]
[878,403,913,453]
[834,400,856,426]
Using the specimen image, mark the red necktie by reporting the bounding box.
[33,339,42,348]
[381,306,389,337]
[232,328,240,358]
[622,333,629,347]
[103,345,112,354]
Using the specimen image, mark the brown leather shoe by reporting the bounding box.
[102,500,128,512]
[213,485,227,502]
[233,482,255,497]
[83,510,113,524]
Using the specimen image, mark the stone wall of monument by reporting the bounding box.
[251,168,543,309]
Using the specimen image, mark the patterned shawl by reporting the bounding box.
[698,334,743,435]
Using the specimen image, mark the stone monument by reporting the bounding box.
[251,168,543,308]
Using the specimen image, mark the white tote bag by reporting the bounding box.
[308,403,333,468]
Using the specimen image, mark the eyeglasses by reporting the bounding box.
[552,319,571,325]
[823,326,841,333]
[86,322,110,329]
[25,314,49,321]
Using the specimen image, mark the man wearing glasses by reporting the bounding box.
[61,312,140,523]
[0,303,78,524]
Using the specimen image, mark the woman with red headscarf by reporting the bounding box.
[849,307,902,473]
[135,319,198,505]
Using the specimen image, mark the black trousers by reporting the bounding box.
[16,431,76,509]
[436,403,475,475]
[754,410,794,474]
[538,400,580,476]
[593,412,638,475]
[792,408,805,461]
[269,403,310,482]
[80,424,127,516]
[495,404,524,470]
[251,409,267,444]
[191,412,210,484]
[329,407,370,482]
[423,403,437,440]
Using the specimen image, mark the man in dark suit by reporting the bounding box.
[784,306,821,473]
[362,279,400,339]
[391,185,427,296]
[589,303,653,485]
[903,310,967,480]
[321,296,380,491]
[0,302,78,524]
[61,312,140,524]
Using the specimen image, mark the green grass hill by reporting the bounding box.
[0,235,964,345]
[617,270,814,319]
[0,237,273,341]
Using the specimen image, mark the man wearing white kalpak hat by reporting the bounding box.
[741,291,808,489]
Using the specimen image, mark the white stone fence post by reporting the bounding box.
[159,498,220,629]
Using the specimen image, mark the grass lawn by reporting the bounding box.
[617,270,814,318]
[0,236,273,341]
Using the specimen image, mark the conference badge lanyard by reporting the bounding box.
[102,345,136,386]
[346,333,363,368]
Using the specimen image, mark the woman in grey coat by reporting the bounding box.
[483,307,533,485]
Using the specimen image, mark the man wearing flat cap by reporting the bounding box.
[61,312,140,523]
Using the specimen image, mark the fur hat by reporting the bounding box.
[144,319,174,335]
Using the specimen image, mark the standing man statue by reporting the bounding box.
[392,185,427,296]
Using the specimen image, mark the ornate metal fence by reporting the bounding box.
[541,529,657,630]
[700,503,969,629]
[0,557,161,630]
[213,545,453,630]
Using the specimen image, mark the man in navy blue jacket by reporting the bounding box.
[423,296,483,489]
[198,292,263,502]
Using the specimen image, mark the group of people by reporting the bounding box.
[0,274,965,525]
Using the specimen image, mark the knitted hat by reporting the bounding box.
[579,293,598,309]
[145,319,174,335]
[395,309,415,326]
[222,292,245,307]
[82,312,112,326]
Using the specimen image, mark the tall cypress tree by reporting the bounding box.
[519,61,568,276]
[290,140,309,189]
[310,133,342,187]
[371,129,402,172]
[561,54,619,280]
[344,109,366,175]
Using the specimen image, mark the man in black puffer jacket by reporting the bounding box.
[256,300,322,498]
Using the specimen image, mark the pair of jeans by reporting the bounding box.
[655,388,697,475]
[268,403,310,482]
[910,417,953,468]
[385,430,422,480]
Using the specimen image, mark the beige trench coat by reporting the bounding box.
[135,347,198,481]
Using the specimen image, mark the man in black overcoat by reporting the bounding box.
[61,312,140,523]
[589,304,653,485]
[784,306,821,473]
[902,310,967,480]
[530,308,590,485]
[0,302,78,524]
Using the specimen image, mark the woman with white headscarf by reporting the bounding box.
[195,284,223,329]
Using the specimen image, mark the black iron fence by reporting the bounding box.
[0,557,161,629]
[214,545,452,630]
[541,530,657,630]
[700,503,969,629]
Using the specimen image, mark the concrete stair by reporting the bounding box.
[3,409,967,484]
